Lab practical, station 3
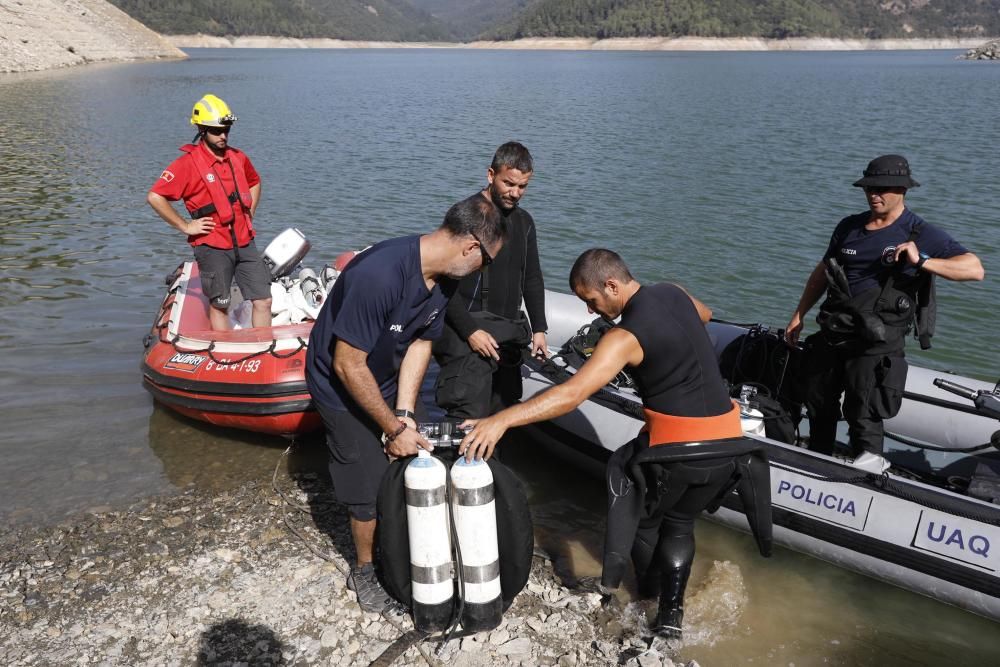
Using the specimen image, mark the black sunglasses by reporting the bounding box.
[469,231,494,267]
[204,125,232,135]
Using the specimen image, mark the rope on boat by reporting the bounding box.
[143,265,311,364]
[156,333,310,366]
[711,317,769,329]
[146,290,310,365]
[885,429,997,454]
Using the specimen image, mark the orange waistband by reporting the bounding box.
[642,401,743,446]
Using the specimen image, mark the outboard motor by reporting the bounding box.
[263,228,311,279]
[404,450,454,632]
[450,457,502,631]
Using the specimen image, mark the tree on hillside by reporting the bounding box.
[109,0,455,41]
[488,0,1000,40]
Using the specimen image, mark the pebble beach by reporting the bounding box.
[1,464,723,666]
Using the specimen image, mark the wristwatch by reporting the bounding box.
[915,252,930,271]
[394,408,416,421]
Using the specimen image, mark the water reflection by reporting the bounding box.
[146,405,325,490]
[500,436,1000,665]
[1,48,998,664]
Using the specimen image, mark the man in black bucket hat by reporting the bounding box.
[851,154,922,189]
[785,155,984,472]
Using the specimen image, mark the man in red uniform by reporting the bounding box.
[147,94,272,331]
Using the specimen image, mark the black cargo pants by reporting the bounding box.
[802,332,908,457]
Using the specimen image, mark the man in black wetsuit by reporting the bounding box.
[785,155,984,472]
[433,142,547,419]
[459,249,772,641]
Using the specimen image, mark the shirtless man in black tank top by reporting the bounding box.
[458,248,722,457]
[459,249,772,643]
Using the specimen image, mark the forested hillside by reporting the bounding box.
[490,0,1000,40]
[406,0,531,40]
[109,0,1000,41]
[107,0,454,41]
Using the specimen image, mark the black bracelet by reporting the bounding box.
[385,422,407,442]
[394,409,416,421]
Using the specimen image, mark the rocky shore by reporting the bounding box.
[0,467,714,666]
[167,34,987,52]
[0,0,183,74]
[960,39,1000,59]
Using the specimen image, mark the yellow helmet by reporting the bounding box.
[189,94,237,127]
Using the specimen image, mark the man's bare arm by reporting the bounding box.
[459,328,643,460]
[333,340,430,457]
[396,339,432,416]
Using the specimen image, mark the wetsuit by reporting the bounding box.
[433,201,546,418]
[601,283,772,638]
[601,284,771,636]
[805,209,967,456]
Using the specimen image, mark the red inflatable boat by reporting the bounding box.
[141,261,321,437]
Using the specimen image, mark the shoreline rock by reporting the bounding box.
[959,38,1000,60]
[165,34,991,52]
[0,473,702,666]
[0,0,184,74]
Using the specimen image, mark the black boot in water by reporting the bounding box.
[652,564,691,640]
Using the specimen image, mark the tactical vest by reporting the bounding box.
[816,257,935,354]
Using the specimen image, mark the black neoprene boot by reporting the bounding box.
[652,564,691,640]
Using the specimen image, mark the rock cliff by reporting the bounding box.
[0,0,184,73]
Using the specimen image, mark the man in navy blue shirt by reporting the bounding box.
[785,155,984,471]
[306,194,504,612]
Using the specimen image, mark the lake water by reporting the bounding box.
[1,48,998,664]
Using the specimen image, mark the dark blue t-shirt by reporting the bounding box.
[306,235,454,411]
[823,208,968,294]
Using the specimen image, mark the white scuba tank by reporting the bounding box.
[737,385,766,437]
[320,266,337,291]
[298,268,324,309]
[450,456,502,631]
[405,450,454,632]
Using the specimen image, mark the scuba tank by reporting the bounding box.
[404,450,454,632]
[737,384,766,437]
[450,456,503,631]
[298,268,324,309]
[320,266,337,292]
[376,424,534,636]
